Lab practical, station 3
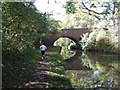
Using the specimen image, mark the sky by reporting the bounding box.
[33,0,115,22]
[34,0,66,20]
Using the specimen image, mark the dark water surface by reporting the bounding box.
[63,50,120,89]
[54,37,119,89]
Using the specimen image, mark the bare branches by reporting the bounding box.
[81,2,101,20]
[81,10,101,20]
[81,2,106,15]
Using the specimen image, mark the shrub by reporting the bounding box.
[80,27,119,54]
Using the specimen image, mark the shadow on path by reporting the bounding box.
[19,47,72,88]
[19,48,52,88]
[19,60,51,88]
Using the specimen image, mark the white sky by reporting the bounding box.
[34,0,66,20]
[34,0,114,21]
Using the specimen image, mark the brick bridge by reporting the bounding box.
[44,28,91,47]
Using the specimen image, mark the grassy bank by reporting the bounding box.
[2,48,41,88]
[45,47,72,88]
[2,47,72,88]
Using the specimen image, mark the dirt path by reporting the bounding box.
[19,50,52,88]
[19,60,50,88]
[18,47,72,88]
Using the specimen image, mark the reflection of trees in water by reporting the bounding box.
[54,37,76,59]
[54,37,119,88]
[60,46,76,59]
[79,52,119,88]
[65,52,119,88]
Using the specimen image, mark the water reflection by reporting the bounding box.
[65,51,120,89]
[54,37,77,59]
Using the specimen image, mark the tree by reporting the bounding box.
[64,0,119,53]
[63,0,119,28]
[2,2,60,87]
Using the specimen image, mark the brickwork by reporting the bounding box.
[44,28,91,46]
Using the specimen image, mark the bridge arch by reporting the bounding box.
[59,36,78,44]
[43,28,91,47]
[53,37,77,52]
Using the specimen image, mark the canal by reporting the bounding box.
[64,50,119,89]
[54,37,120,89]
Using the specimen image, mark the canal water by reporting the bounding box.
[64,50,120,89]
[54,37,120,89]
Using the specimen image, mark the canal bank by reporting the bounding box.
[19,47,72,89]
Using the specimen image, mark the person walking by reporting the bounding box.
[39,44,47,60]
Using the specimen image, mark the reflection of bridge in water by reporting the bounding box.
[44,28,91,46]
[64,51,91,70]
[44,28,91,70]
